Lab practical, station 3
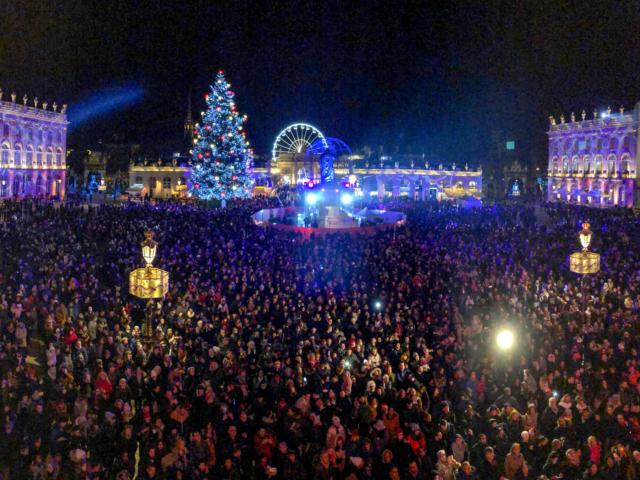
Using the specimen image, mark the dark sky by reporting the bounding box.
[2,0,640,167]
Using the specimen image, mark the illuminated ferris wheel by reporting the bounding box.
[272,123,327,160]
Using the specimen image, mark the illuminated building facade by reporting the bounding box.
[0,90,68,198]
[547,105,639,207]
[256,123,483,199]
[128,157,190,199]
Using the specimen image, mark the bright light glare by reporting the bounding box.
[374,300,382,311]
[340,193,353,206]
[306,193,318,206]
[496,330,515,350]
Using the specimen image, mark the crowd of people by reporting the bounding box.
[1,198,640,479]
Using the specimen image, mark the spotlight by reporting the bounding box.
[374,300,382,311]
[496,329,515,350]
[340,193,353,206]
[306,193,318,206]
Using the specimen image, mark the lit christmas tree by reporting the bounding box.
[189,70,253,201]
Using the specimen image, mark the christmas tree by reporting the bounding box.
[189,71,253,200]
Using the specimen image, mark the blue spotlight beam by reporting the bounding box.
[68,85,144,129]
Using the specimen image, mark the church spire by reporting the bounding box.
[184,92,194,139]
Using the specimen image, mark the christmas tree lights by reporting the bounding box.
[189,71,253,201]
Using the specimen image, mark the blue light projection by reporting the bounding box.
[68,85,144,129]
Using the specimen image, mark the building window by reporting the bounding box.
[1,145,9,165]
[46,150,53,166]
[2,125,8,137]
[26,148,33,166]
[14,148,21,165]
[135,176,143,184]
[163,177,171,189]
[56,152,62,166]
[37,149,43,166]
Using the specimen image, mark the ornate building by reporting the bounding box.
[0,89,68,198]
[128,156,190,199]
[547,105,639,207]
[259,122,483,200]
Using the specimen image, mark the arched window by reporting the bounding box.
[0,176,7,197]
[13,174,22,196]
[35,175,42,195]
[46,148,53,166]
[1,143,10,165]
[56,149,63,166]
[14,145,22,166]
[2,124,9,137]
[26,146,33,166]
[163,177,171,189]
[37,148,43,166]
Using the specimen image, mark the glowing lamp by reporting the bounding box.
[141,230,158,267]
[579,223,592,251]
[340,193,353,206]
[349,174,357,185]
[306,193,318,206]
[374,300,382,311]
[496,330,515,350]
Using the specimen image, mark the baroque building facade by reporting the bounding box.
[547,104,639,207]
[0,90,68,198]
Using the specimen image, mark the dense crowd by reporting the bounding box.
[2,198,640,479]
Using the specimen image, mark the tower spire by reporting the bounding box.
[184,92,194,139]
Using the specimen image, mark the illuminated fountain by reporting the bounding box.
[254,123,405,236]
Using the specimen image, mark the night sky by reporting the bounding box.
[2,1,640,167]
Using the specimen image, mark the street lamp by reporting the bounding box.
[569,222,601,338]
[570,223,600,274]
[129,230,169,351]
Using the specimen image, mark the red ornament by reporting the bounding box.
[197,153,203,159]
[232,176,237,180]
[205,94,209,100]
[218,69,224,75]
[205,125,211,130]
[194,182,200,189]
[205,151,210,156]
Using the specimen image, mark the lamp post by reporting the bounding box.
[569,223,600,359]
[129,230,169,351]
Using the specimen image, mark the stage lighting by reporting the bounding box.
[340,193,353,206]
[306,193,318,206]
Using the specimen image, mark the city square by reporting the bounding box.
[2,2,640,480]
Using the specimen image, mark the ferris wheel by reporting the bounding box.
[272,123,327,160]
